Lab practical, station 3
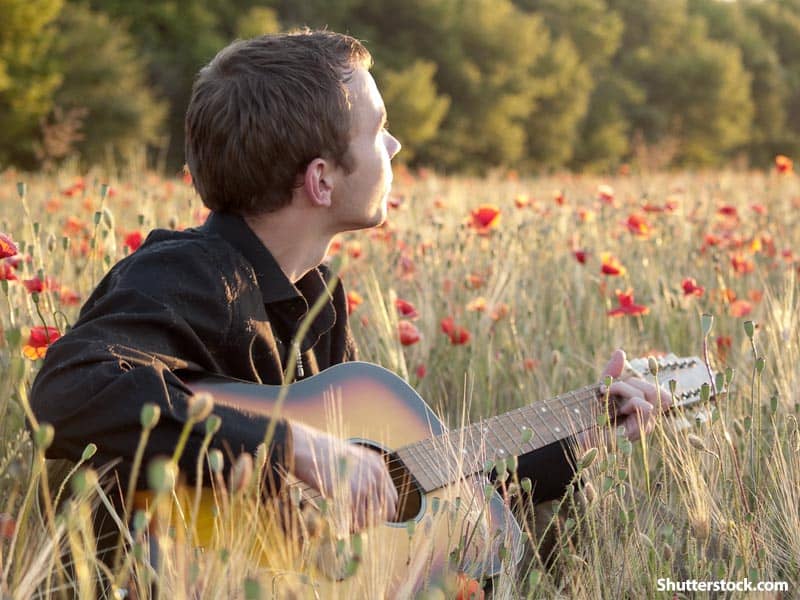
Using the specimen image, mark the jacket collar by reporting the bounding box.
[200,211,336,349]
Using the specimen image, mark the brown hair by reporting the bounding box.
[185,30,372,214]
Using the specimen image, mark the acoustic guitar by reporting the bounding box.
[141,354,716,597]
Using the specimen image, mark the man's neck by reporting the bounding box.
[243,211,333,284]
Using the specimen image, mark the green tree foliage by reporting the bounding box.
[744,0,800,156]
[377,60,450,161]
[0,0,63,168]
[46,4,167,166]
[514,0,623,169]
[234,6,281,39]
[522,36,592,169]
[604,0,753,167]
[80,0,225,168]
[1,0,798,171]
[689,0,790,163]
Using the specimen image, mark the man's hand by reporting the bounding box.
[289,421,398,531]
[578,349,672,449]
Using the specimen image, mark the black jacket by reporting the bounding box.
[30,211,574,501]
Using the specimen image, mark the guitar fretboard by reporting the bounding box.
[396,383,603,492]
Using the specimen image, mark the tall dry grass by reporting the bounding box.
[0,164,798,598]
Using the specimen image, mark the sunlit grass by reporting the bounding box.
[0,164,798,597]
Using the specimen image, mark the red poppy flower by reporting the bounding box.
[23,277,45,294]
[0,513,15,540]
[729,300,752,318]
[597,184,615,205]
[775,154,793,175]
[346,240,363,259]
[731,254,754,275]
[22,325,61,359]
[59,287,81,306]
[716,335,732,362]
[0,233,17,259]
[395,298,419,319]
[328,238,342,256]
[625,213,651,238]
[600,252,627,277]
[466,273,486,289]
[681,278,705,297]
[415,364,427,379]
[61,180,85,197]
[703,233,722,248]
[398,254,416,279]
[469,204,501,234]
[440,317,471,345]
[63,216,89,237]
[124,231,143,253]
[514,194,531,208]
[553,190,566,206]
[490,302,510,321]
[398,320,421,346]
[466,297,487,312]
[717,205,739,218]
[577,208,595,223]
[748,289,763,303]
[751,203,767,215]
[522,357,539,372]
[0,262,17,281]
[607,289,649,317]
[456,572,485,600]
[346,291,363,315]
[387,194,404,209]
[573,249,588,264]
[182,166,193,185]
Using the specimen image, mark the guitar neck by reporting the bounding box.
[397,355,713,493]
[396,382,603,493]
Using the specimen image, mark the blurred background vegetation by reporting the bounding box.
[1,0,799,173]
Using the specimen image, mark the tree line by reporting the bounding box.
[1,0,799,173]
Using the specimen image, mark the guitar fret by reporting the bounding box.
[415,437,443,489]
[402,443,430,490]
[493,414,521,457]
[534,401,559,445]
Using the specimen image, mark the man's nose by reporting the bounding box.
[387,133,401,159]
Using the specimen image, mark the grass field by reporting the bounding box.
[0,162,798,598]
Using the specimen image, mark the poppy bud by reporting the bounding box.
[81,443,97,461]
[208,449,224,474]
[71,468,98,496]
[148,457,177,494]
[140,403,161,430]
[188,392,214,422]
[35,423,54,450]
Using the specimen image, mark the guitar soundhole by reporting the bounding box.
[355,442,423,523]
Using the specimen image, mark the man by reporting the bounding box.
[30,30,665,556]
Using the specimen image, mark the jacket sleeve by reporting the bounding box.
[490,438,577,504]
[515,439,578,504]
[29,243,292,495]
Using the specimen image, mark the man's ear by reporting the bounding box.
[303,158,335,208]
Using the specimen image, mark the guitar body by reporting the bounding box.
[181,362,523,597]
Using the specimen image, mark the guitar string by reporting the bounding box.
[280,384,605,508]
[245,373,701,507]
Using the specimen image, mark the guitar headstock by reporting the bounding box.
[625,354,722,425]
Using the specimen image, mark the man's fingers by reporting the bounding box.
[617,396,655,441]
[606,380,645,403]
[601,348,626,379]
[624,378,672,410]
